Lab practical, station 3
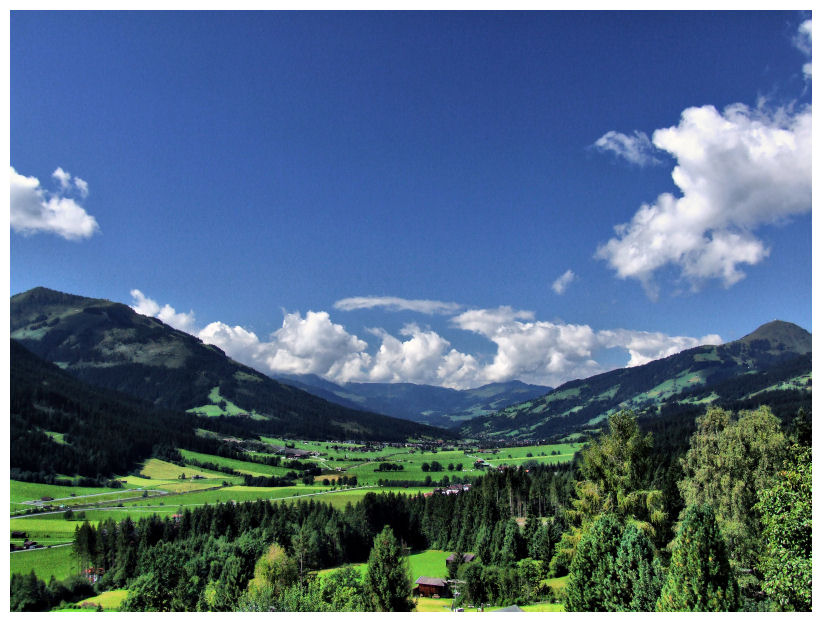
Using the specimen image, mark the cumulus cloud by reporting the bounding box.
[130,289,198,333]
[334,296,462,315]
[10,166,100,240]
[597,329,722,367]
[262,311,371,380]
[596,103,811,298]
[452,308,602,386]
[365,324,480,388]
[128,290,723,390]
[551,269,577,295]
[593,130,662,166]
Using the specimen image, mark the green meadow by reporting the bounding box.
[10,545,79,582]
[9,439,583,601]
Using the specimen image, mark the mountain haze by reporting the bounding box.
[461,320,811,441]
[274,374,552,428]
[10,287,452,442]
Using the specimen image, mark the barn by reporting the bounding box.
[414,576,448,598]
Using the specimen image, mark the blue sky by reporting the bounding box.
[10,11,813,389]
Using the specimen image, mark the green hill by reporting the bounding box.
[10,338,216,480]
[10,287,452,442]
[460,321,811,441]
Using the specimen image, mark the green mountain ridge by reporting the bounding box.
[10,286,452,442]
[461,320,811,441]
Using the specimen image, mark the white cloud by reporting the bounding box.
[130,289,198,333]
[10,166,100,240]
[452,308,602,386]
[262,311,371,380]
[597,329,722,367]
[52,167,71,190]
[596,103,811,298]
[552,269,577,295]
[334,296,462,315]
[593,130,661,166]
[74,177,89,198]
[366,324,480,388]
[795,19,812,79]
[127,291,723,390]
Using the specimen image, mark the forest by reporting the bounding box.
[10,404,811,612]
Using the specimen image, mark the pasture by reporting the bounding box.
[10,545,78,581]
[179,449,296,478]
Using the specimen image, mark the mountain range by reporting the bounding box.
[459,320,811,441]
[273,373,551,428]
[10,287,451,442]
[10,287,811,446]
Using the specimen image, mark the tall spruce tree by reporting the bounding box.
[656,505,738,612]
[564,514,623,611]
[363,526,413,612]
[612,523,662,611]
[552,411,665,577]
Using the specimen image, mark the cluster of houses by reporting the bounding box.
[423,483,472,498]
[10,530,44,552]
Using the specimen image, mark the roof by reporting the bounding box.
[446,552,476,563]
[415,576,447,587]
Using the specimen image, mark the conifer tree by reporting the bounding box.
[612,523,662,611]
[564,514,623,611]
[656,505,738,612]
[364,526,413,612]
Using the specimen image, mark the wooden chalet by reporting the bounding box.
[414,576,448,598]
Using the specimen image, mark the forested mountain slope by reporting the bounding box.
[10,339,220,481]
[461,321,811,441]
[10,287,451,442]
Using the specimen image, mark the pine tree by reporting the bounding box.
[499,518,524,566]
[564,514,623,611]
[611,523,662,611]
[656,505,738,612]
[363,526,413,612]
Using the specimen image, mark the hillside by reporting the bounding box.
[10,339,220,480]
[461,320,811,441]
[274,374,552,428]
[10,287,452,442]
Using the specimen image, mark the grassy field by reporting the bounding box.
[9,438,584,598]
[10,545,78,581]
[10,480,132,513]
[179,449,295,478]
[138,458,244,482]
[318,549,452,581]
[72,589,129,612]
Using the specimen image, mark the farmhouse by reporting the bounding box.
[414,576,448,598]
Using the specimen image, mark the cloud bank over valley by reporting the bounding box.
[130,291,721,390]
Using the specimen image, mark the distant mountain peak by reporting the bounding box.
[737,320,811,354]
